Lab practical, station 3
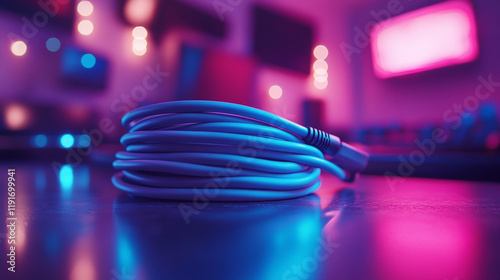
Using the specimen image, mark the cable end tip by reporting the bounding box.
[329,142,369,173]
[304,127,369,174]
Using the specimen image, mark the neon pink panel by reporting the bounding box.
[371,1,479,78]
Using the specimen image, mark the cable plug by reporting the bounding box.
[304,127,369,173]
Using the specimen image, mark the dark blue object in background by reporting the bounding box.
[61,46,109,90]
[0,0,75,31]
[253,5,314,75]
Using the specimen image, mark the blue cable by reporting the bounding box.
[112,100,369,201]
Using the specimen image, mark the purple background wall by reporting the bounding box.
[1,0,498,134]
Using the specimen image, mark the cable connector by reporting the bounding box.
[304,127,369,173]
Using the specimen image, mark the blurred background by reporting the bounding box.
[1,0,499,181]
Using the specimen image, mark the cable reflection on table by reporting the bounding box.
[112,189,352,280]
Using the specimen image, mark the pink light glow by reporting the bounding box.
[371,1,478,78]
[124,0,157,26]
[69,236,96,280]
[371,178,482,280]
[313,60,328,71]
[314,80,328,90]
[269,85,283,99]
[313,45,329,60]
[77,1,93,17]
[5,104,31,130]
[77,20,94,35]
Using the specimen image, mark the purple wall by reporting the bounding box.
[1,0,498,136]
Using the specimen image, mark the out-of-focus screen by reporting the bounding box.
[370,1,478,78]
[253,5,314,75]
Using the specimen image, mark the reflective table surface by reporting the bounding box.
[1,162,500,280]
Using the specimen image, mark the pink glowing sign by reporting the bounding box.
[371,1,478,78]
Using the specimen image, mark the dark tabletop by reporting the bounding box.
[1,162,500,280]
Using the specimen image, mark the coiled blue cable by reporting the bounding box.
[112,100,368,201]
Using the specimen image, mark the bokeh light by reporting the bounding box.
[313,60,328,71]
[313,45,329,60]
[132,26,148,39]
[314,71,328,82]
[314,68,327,75]
[124,0,157,25]
[33,134,48,148]
[60,134,75,148]
[5,104,31,130]
[312,45,329,90]
[269,85,283,99]
[77,1,94,17]
[81,54,96,68]
[11,41,27,56]
[132,46,147,56]
[132,39,147,51]
[314,80,328,90]
[78,20,94,35]
[132,26,148,56]
[79,134,92,148]
[46,37,61,52]
[314,75,327,83]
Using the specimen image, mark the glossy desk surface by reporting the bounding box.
[1,162,500,280]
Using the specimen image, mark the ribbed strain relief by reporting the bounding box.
[304,127,330,152]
